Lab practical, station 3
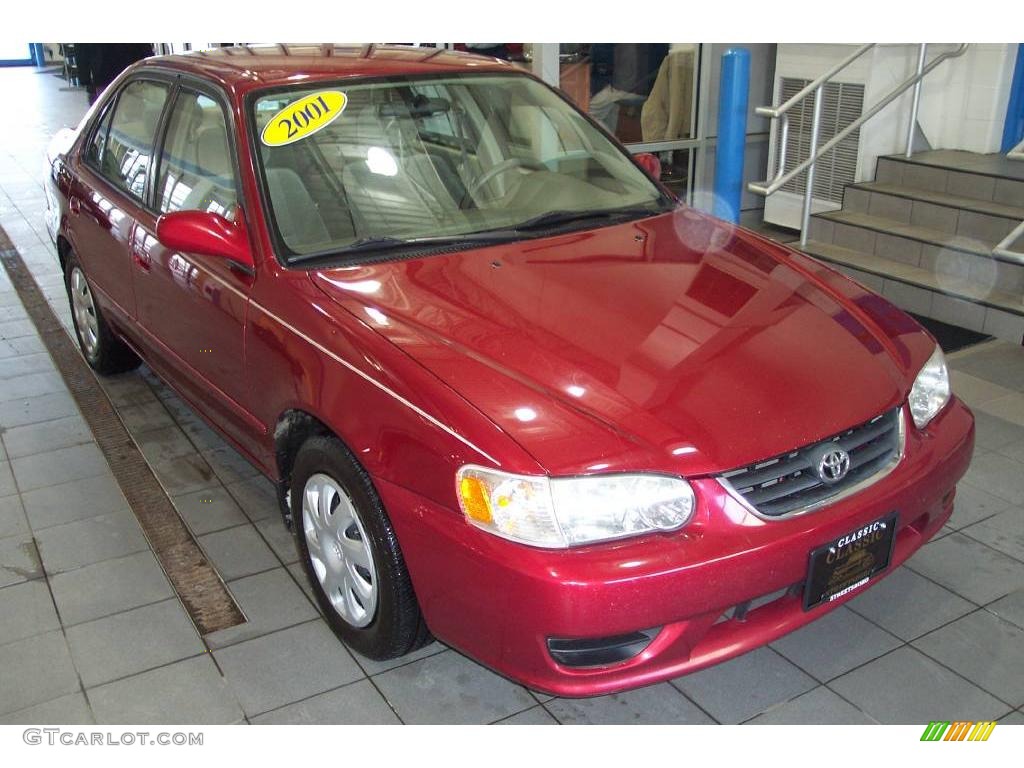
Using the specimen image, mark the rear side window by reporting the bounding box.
[99,80,170,201]
[156,90,238,217]
[84,103,114,168]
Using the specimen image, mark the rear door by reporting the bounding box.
[68,78,171,325]
[129,81,259,448]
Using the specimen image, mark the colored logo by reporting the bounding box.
[261,91,347,147]
[920,721,997,742]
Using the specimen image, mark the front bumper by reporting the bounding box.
[381,398,974,697]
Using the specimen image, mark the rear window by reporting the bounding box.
[94,79,170,201]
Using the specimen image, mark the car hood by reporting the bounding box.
[310,208,930,476]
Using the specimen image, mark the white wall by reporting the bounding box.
[918,43,1018,154]
[764,43,1018,229]
[776,44,1017,170]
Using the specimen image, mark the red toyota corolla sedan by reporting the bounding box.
[44,45,974,697]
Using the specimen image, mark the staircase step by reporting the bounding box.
[845,182,1024,242]
[813,209,1016,261]
[810,209,1024,296]
[802,240,1024,342]
[876,153,1024,208]
[882,150,1024,181]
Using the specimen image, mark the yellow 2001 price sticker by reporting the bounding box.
[261,91,347,147]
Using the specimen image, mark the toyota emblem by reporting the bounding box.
[817,448,851,483]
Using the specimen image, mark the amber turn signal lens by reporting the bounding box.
[458,476,493,524]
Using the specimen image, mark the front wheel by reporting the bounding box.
[292,435,430,659]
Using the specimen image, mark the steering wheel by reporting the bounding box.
[463,157,549,203]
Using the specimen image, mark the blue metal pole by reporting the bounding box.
[1001,43,1024,152]
[31,44,45,67]
[712,48,751,224]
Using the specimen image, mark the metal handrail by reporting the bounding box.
[993,220,1024,262]
[756,44,875,120]
[749,44,969,247]
[754,44,875,196]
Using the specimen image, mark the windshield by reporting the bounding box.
[251,73,670,263]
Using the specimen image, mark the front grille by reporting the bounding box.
[719,408,902,517]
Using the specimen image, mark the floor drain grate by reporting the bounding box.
[0,229,245,636]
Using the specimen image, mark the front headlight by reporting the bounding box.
[456,466,696,548]
[908,345,950,429]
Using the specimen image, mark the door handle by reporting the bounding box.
[132,248,151,272]
[69,197,81,215]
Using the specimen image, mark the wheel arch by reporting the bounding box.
[56,234,72,273]
[273,408,339,528]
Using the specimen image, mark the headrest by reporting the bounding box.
[196,124,232,179]
[114,88,146,123]
[348,104,392,146]
[174,96,206,137]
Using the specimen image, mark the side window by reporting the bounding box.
[156,90,238,217]
[84,103,114,168]
[101,80,170,201]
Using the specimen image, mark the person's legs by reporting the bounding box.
[588,86,622,132]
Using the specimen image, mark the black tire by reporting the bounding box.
[64,252,140,374]
[291,434,430,659]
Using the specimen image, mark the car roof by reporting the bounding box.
[143,44,520,93]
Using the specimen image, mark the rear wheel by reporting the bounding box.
[292,435,430,659]
[64,253,140,374]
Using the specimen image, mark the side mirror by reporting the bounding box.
[634,152,662,181]
[155,209,255,272]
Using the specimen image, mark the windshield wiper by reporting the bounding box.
[511,202,673,233]
[289,202,675,266]
[289,231,520,265]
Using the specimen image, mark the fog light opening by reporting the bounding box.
[547,628,660,668]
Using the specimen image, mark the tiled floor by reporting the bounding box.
[1,65,1023,725]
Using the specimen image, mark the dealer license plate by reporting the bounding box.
[803,512,898,610]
